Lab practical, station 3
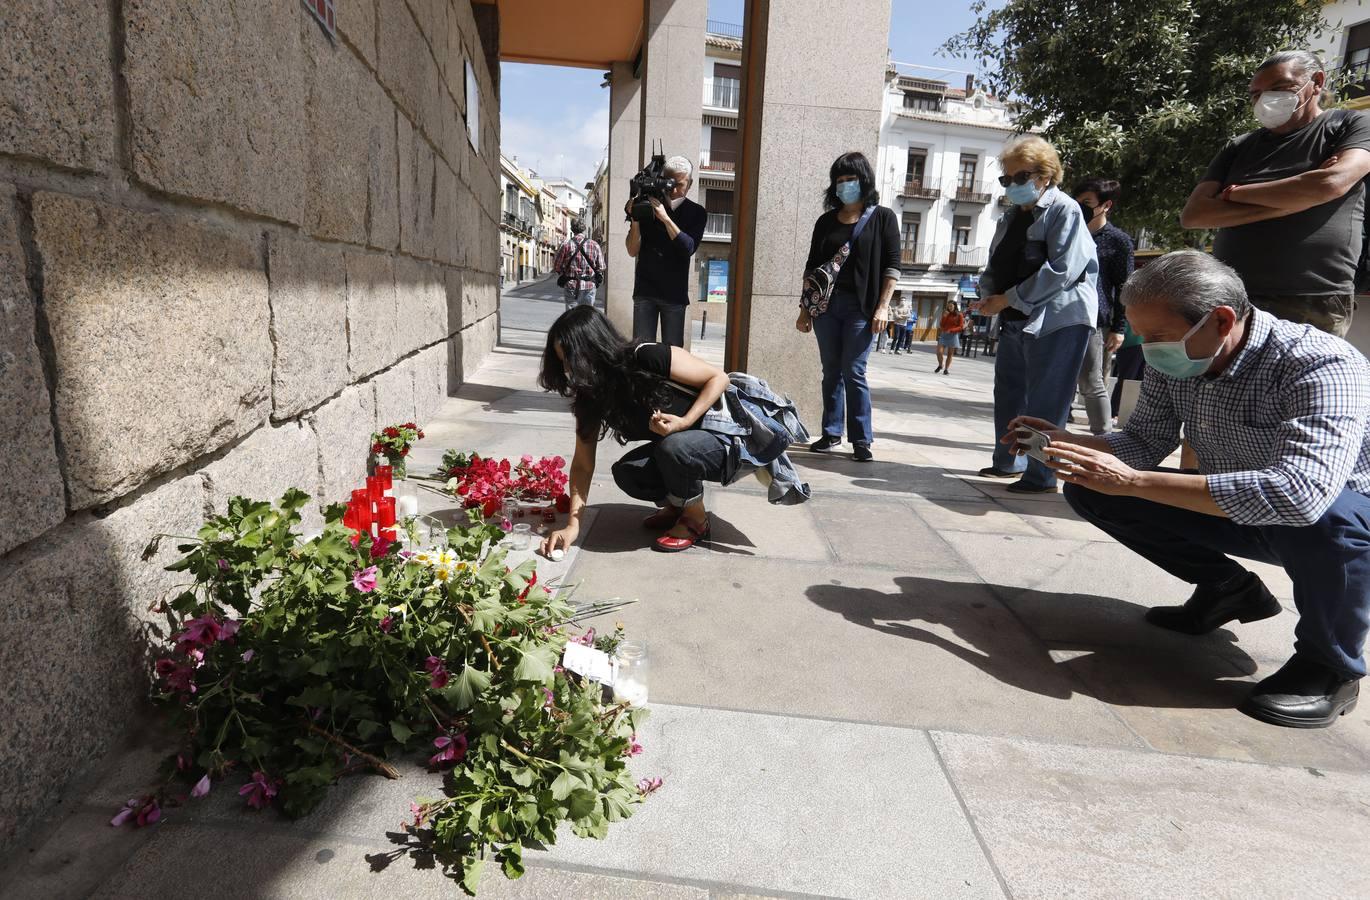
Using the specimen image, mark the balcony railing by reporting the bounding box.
[706,19,743,39]
[705,212,733,238]
[502,211,532,234]
[900,176,940,200]
[703,77,741,111]
[951,182,994,204]
[1336,59,1370,100]
[899,242,939,267]
[699,149,738,174]
[946,245,988,269]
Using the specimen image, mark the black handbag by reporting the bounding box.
[800,206,875,317]
[558,238,601,288]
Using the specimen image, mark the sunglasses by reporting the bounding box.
[997,170,1039,187]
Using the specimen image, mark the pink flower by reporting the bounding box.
[571,627,595,647]
[218,619,240,641]
[175,753,190,772]
[425,656,449,690]
[636,776,663,796]
[409,802,426,827]
[370,535,393,559]
[238,771,278,810]
[216,558,229,572]
[542,687,554,709]
[110,796,160,828]
[352,565,378,593]
[190,774,212,799]
[499,517,512,532]
[174,614,224,649]
[241,649,255,663]
[428,733,468,768]
[155,657,197,694]
[626,734,643,757]
[379,616,394,633]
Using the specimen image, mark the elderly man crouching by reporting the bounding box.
[1005,250,1369,728]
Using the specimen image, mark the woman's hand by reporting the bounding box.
[871,305,890,335]
[649,411,688,437]
[541,520,581,557]
[1105,331,1125,354]
[796,308,813,333]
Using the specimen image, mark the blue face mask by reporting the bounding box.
[1005,181,1043,206]
[1141,312,1216,379]
[836,181,862,205]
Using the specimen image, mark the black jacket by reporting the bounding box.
[805,205,901,318]
[633,197,708,306]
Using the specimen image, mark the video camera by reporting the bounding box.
[628,142,675,224]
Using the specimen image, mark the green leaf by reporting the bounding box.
[512,641,555,685]
[567,788,598,821]
[550,769,581,801]
[441,665,492,711]
[461,856,484,896]
[356,719,382,741]
[390,720,414,743]
[499,844,526,879]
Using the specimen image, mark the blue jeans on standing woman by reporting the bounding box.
[812,288,875,447]
[989,319,1092,488]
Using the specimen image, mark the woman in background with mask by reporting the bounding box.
[975,135,1099,493]
[795,152,901,463]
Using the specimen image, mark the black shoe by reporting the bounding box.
[977,466,1019,479]
[1006,479,1056,494]
[1144,572,1281,636]
[809,435,840,453]
[853,444,873,462]
[934,365,943,373]
[942,369,950,375]
[1240,655,1360,729]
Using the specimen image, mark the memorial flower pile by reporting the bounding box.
[136,489,652,893]
[441,451,571,517]
[371,422,424,477]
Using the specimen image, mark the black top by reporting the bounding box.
[1092,223,1134,333]
[1204,110,1370,295]
[988,208,1035,322]
[805,205,901,318]
[617,343,698,442]
[633,198,708,306]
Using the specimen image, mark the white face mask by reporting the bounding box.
[1253,84,1310,129]
[670,196,686,210]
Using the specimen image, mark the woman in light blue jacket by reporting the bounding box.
[975,135,1098,493]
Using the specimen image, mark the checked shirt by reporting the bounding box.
[1106,309,1370,527]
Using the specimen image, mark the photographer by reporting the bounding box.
[625,155,708,347]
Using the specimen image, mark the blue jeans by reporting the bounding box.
[611,431,733,507]
[812,288,875,446]
[564,284,597,310]
[633,297,687,347]
[1065,481,1370,678]
[989,320,1092,487]
[896,323,915,351]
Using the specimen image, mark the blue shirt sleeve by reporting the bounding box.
[1004,202,1097,314]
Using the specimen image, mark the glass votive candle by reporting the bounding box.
[612,641,649,707]
[509,523,532,550]
[502,497,519,522]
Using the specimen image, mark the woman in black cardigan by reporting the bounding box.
[795,152,901,462]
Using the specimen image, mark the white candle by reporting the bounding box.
[613,677,649,707]
[396,495,419,518]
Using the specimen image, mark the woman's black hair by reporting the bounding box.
[823,151,880,211]
[538,305,674,444]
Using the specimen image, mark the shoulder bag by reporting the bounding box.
[800,206,876,317]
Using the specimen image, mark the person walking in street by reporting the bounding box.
[934,300,964,374]
[1181,50,1370,337]
[1021,251,1370,729]
[897,308,919,353]
[976,134,1099,494]
[795,151,900,463]
[553,219,605,311]
[1073,178,1134,434]
[889,293,913,354]
[539,306,810,555]
[626,155,708,347]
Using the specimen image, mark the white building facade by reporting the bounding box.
[877,70,1020,336]
[694,20,743,308]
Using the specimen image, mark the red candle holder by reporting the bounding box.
[377,497,397,528]
[367,476,386,505]
[343,504,358,531]
[374,465,394,494]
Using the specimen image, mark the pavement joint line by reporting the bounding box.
[515,857,844,900]
[923,731,1014,900]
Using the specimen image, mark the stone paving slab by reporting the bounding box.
[931,731,1370,900]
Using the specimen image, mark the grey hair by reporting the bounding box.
[1120,251,1251,323]
[1257,50,1325,81]
[664,155,693,181]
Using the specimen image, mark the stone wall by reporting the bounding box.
[0,0,501,853]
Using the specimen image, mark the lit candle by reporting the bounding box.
[613,678,649,707]
[396,494,419,518]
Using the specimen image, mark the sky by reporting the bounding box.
[498,1,990,192]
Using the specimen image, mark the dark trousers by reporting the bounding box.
[611,431,731,507]
[1064,480,1370,678]
[633,297,687,347]
[1249,293,1354,339]
[812,288,875,446]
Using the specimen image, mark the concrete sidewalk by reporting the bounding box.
[5,282,1369,899]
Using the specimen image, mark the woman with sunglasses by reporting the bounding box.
[975,135,1099,493]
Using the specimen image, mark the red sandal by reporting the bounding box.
[641,506,681,529]
[653,515,710,553]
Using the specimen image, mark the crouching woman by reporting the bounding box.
[539,306,809,554]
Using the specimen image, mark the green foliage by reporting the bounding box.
[944,0,1329,247]
[154,493,648,894]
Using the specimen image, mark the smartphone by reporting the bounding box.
[1016,425,1052,465]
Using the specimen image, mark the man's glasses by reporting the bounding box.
[997,170,1039,187]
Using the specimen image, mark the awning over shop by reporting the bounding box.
[474,0,645,68]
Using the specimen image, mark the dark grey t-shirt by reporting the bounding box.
[1204,110,1370,295]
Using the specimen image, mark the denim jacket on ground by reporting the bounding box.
[695,373,813,505]
[980,185,1099,338]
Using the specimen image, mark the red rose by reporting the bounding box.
[372,443,384,454]
[384,426,400,438]
[555,493,571,513]
[400,446,410,456]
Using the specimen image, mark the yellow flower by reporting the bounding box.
[412,551,435,568]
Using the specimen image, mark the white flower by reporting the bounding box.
[434,566,453,582]
[412,551,436,568]
[436,549,458,568]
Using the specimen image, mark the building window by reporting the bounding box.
[953,215,972,247]
[903,92,943,112]
[958,155,978,190]
[1345,22,1370,97]
[905,148,926,184]
[902,213,921,247]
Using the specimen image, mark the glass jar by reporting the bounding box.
[612,641,649,707]
[509,523,533,550]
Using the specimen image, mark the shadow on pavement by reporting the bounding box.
[580,502,757,556]
[806,576,1258,711]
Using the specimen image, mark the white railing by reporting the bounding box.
[703,77,740,111]
[705,212,733,238]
